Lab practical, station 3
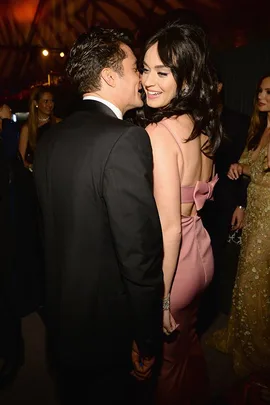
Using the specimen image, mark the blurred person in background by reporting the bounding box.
[18,86,61,169]
[0,103,23,388]
[0,97,49,387]
[0,104,19,158]
[198,77,250,334]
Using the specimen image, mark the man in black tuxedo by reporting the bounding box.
[34,28,163,404]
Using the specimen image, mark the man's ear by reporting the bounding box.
[101,68,117,88]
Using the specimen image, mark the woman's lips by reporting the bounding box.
[146,91,162,99]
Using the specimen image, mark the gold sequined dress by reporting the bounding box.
[210,144,270,376]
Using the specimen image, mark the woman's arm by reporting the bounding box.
[242,164,250,176]
[239,147,250,176]
[146,124,182,299]
[18,125,29,167]
[228,146,251,180]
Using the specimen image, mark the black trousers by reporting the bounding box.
[51,365,156,405]
[197,200,234,335]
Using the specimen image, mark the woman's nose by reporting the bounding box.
[143,72,155,87]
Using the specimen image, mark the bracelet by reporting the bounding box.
[237,206,245,210]
[163,294,170,311]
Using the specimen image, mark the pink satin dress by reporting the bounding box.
[156,176,218,405]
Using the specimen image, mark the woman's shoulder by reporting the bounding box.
[148,116,193,139]
[145,118,180,151]
[145,115,194,142]
[145,117,175,133]
[148,115,192,128]
[20,121,29,135]
[174,114,194,131]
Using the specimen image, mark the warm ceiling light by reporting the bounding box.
[42,49,49,57]
[60,52,65,58]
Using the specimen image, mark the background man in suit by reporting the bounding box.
[0,105,24,389]
[199,79,250,334]
[34,27,164,404]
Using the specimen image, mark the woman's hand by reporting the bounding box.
[231,206,245,231]
[0,104,12,120]
[163,309,178,335]
[227,163,243,180]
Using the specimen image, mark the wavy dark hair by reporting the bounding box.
[66,27,132,95]
[247,74,270,151]
[137,22,223,156]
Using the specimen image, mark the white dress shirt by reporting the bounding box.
[83,96,123,120]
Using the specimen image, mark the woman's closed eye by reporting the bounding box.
[158,72,168,77]
[141,67,149,73]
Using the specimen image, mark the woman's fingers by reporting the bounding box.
[232,165,240,179]
[228,164,242,180]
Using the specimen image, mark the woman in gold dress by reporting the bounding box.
[210,74,270,377]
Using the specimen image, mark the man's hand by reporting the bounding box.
[0,104,12,120]
[130,341,155,381]
[231,206,245,231]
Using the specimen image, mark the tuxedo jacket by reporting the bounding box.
[34,100,163,371]
[215,107,250,211]
[202,108,250,256]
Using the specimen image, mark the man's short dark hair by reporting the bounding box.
[66,27,132,95]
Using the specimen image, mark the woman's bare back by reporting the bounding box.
[151,115,214,217]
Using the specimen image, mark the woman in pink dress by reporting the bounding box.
[139,22,223,404]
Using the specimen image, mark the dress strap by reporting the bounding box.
[158,121,183,157]
[158,121,218,209]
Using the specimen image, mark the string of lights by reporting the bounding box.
[42,49,65,58]
[0,45,66,58]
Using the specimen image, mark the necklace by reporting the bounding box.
[38,116,50,122]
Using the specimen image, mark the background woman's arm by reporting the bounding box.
[18,125,29,167]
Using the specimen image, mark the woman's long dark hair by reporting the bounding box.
[247,74,270,151]
[137,22,223,156]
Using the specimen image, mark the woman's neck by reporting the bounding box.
[37,111,50,122]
